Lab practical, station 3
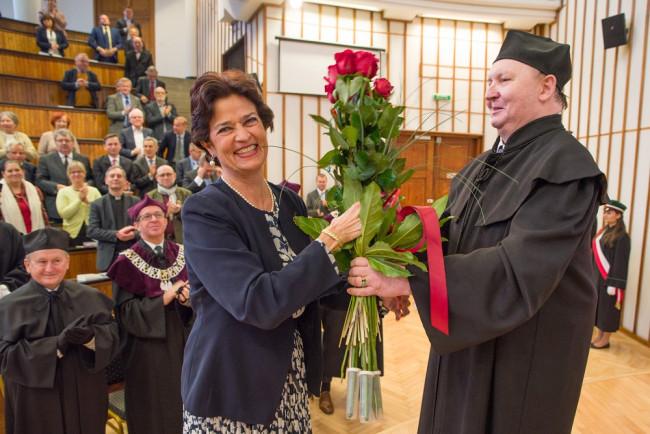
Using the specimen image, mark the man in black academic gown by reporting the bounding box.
[0,221,29,298]
[0,227,119,434]
[107,196,193,434]
[348,31,607,433]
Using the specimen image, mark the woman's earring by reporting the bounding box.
[209,156,216,167]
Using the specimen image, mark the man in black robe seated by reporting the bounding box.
[0,227,119,434]
[107,196,193,434]
[0,221,29,298]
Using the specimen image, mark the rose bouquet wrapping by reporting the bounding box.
[294,49,450,422]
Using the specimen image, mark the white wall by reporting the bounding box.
[0,0,93,33]
[154,0,196,78]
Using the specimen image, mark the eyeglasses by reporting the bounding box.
[137,212,165,222]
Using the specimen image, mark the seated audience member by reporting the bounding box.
[107,196,192,434]
[56,161,101,247]
[132,137,168,197]
[119,108,152,160]
[106,77,144,135]
[87,14,121,63]
[175,142,203,186]
[92,134,136,195]
[37,112,81,156]
[0,143,38,184]
[0,160,49,234]
[0,111,38,161]
[0,221,29,299]
[147,165,191,243]
[135,66,166,104]
[35,129,91,224]
[182,153,221,194]
[61,53,102,108]
[38,0,67,32]
[0,227,120,434]
[124,37,152,86]
[36,13,68,57]
[116,6,142,40]
[160,116,191,167]
[144,87,178,141]
[88,166,139,271]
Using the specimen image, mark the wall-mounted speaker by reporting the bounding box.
[602,13,628,49]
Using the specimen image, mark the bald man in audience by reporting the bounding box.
[147,164,191,243]
[144,87,178,141]
[61,53,101,108]
[106,77,144,135]
[119,108,153,160]
[124,36,153,87]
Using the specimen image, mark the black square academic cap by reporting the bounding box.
[23,227,70,254]
[494,30,572,89]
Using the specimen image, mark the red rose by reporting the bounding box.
[374,78,393,99]
[325,64,339,85]
[325,82,336,103]
[335,49,356,75]
[354,51,379,78]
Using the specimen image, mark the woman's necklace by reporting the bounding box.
[221,177,276,212]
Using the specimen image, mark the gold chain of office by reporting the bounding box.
[120,245,186,291]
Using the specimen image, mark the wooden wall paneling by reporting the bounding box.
[93,0,155,61]
[0,17,90,41]
[0,74,111,108]
[0,27,95,59]
[2,103,110,140]
[65,248,101,279]
[0,49,124,85]
[75,139,107,163]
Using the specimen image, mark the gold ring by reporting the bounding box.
[361,277,367,287]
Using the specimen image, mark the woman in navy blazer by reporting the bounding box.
[181,70,362,431]
[35,14,68,57]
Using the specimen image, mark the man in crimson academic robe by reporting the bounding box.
[107,196,193,434]
[348,30,607,433]
[0,227,119,434]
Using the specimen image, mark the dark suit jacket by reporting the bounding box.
[158,131,190,164]
[61,68,101,108]
[116,18,141,38]
[174,157,196,186]
[91,155,136,195]
[35,152,91,220]
[124,49,153,87]
[144,101,178,141]
[0,159,37,184]
[118,126,153,159]
[35,27,68,56]
[87,25,122,63]
[88,193,139,271]
[105,92,144,135]
[132,156,169,197]
[182,169,218,194]
[134,77,166,101]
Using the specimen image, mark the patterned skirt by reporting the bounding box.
[183,329,311,433]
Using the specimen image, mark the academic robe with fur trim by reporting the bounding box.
[107,240,193,434]
[594,228,631,332]
[409,115,607,434]
[0,280,119,434]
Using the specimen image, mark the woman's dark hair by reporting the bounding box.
[39,13,54,27]
[190,70,274,155]
[601,212,627,247]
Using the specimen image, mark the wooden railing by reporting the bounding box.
[0,48,124,85]
[0,17,91,41]
[1,102,109,140]
[0,74,113,108]
[0,27,96,59]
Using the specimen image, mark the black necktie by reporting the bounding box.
[63,155,68,169]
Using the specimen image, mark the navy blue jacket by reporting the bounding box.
[181,180,346,425]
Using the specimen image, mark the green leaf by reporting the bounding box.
[376,168,397,191]
[349,76,365,98]
[318,149,340,168]
[358,161,377,182]
[376,206,396,240]
[293,216,328,239]
[383,213,423,250]
[336,77,349,102]
[342,125,359,149]
[343,166,360,181]
[329,129,350,150]
[359,104,378,127]
[367,257,412,277]
[391,158,406,176]
[354,183,384,255]
[349,111,362,133]
[333,249,353,273]
[432,195,448,217]
[394,168,415,187]
[370,153,390,174]
[342,172,363,210]
[309,114,330,127]
[326,186,343,210]
[353,150,370,169]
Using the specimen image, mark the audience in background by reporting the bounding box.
[0,111,38,161]
[92,134,136,195]
[106,78,143,135]
[37,0,67,33]
[124,37,153,88]
[175,142,203,186]
[119,108,153,160]
[88,165,139,271]
[0,220,29,299]
[116,6,142,40]
[37,112,80,156]
[135,66,166,104]
[56,161,101,247]
[147,164,191,243]
[0,143,38,184]
[61,53,102,108]
[0,160,49,234]
[122,26,145,53]
[182,153,221,194]
[160,116,191,167]
[306,173,330,218]
[36,13,68,57]
[132,137,167,197]
[88,14,121,63]
[35,129,92,224]
[144,87,178,141]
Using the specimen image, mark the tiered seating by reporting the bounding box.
[0,26,96,59]
[0,74,113,107]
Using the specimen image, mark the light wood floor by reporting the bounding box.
[310,309,650,434]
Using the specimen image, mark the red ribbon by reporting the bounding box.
[396,206,449,335]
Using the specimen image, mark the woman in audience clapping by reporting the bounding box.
[36,13,68,57]
[0,111,38,161]
[37,112,80,156]
[56,161,100,247]
[0,160,49,234]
